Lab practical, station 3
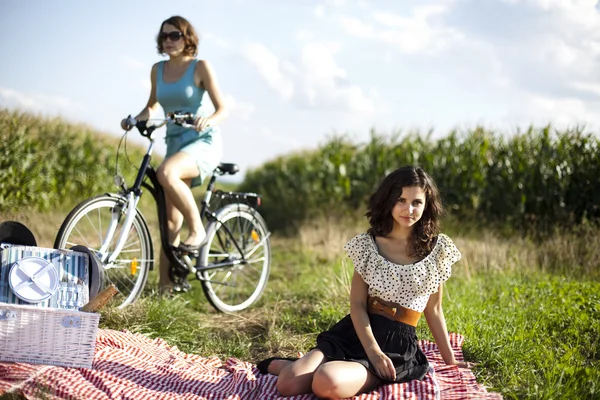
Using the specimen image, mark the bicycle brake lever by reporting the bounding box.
[126,115,137,126]
[114,174,128,192]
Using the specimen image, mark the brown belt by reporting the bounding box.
[367,295,421,327]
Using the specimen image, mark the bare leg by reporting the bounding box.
[156,152,205,247]
[312,360,382,399]
[158,194,184,291]
[276,350,327,397]
[263,352,305,375]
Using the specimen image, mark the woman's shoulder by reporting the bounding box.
[148,62,162,82]
[343,232,372,254]
[194,59,212,70]
[345,232,371,245]
[430,233,461,262]
[436,233,454,245]
[150,61,163,74]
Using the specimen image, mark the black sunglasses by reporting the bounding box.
[159,31,184,42]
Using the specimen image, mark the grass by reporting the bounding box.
[95,235,599,400]
[438,274,599,399]
[1,209,599,399]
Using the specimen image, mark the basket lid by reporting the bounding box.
[9,257,59,303]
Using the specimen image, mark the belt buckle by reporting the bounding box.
[373,299,397,318]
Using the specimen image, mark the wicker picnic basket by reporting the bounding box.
[0,302,99,368]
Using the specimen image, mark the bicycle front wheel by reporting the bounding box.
[53,194,154,308]
[199,203,271,312]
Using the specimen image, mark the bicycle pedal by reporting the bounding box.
[172,283,190,293]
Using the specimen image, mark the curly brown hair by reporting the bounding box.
[156,16,199,57]
[366,166,444,257]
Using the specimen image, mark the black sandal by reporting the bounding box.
[256,357,298,374]
[177,242,202,256]
[159,280,191,297]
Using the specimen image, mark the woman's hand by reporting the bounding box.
[120,118,133,131]
[367,350,396,381]
[450,360,478,369]
[194,116,211,132]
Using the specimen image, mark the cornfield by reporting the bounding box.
[3,108,599,237]
[240,126,600,235]
[0,109,148,212]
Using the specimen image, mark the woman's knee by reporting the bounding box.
[275,375,302,397]
[156,163,178,187]
[311,365,341,398]
[275,366,309,397]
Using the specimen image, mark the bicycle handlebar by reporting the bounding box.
[124,111,196,137]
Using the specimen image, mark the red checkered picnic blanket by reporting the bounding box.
[0,329,502,399]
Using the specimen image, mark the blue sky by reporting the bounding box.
[2,0,600,177]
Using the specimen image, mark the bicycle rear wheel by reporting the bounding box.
[53,194,154,308]
[199,203,270,312]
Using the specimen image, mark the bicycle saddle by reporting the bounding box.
[218,163,239,175]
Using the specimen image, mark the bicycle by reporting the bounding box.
[53,112,271,312]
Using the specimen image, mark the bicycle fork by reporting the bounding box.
[98,192,141,266]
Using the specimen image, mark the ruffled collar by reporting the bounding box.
[366,233,442,267]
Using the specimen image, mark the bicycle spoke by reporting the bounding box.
[71,225,92,248]
[83,211,102,243]
[55,196,153,308]
[243,256,266,265]
[200,205,270,312]
[244,233,271,259]
[122,239,141,250]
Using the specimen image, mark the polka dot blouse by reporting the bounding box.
[344,233,461,313]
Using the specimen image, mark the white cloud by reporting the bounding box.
[314,5,325,18]
[336,15,374,37]
[257,126,302,147]
[384,50,393,64]
[121,56,146,70]
[443,0,600,103]
[223,94,255,120]
[571,81,600,97]
[300,43,346,82]
[141,79,151,91]
[296,30,315,41]
[504,92,600,129]
[330,1,600,128]
[357,0,370,9]
[199,92,255,121]
[240,42,294,100]
[0,87,87,116]
[336,4,463,54]
[241,41,383,116]
[203,32,231,49]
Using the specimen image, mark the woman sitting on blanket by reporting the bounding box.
[257,165,475,399]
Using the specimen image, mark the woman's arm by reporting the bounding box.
[135,63,161,121]
[350,271,395,381]
[423,284,470,367]
[121,64,160,130]
[195,60,228,131]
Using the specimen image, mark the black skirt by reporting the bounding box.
[315,313,429,383]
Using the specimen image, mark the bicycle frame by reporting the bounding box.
[104,126,268,283]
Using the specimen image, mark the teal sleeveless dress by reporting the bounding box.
[156,59,222,187]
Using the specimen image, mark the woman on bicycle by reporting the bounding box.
[121,15,228,294]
